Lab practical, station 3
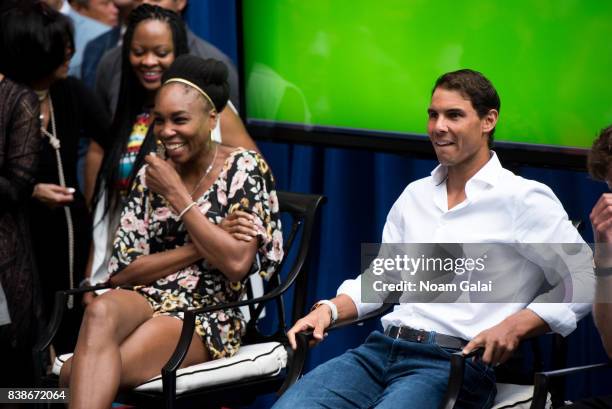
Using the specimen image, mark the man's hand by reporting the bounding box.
[219,210,258,242]
[462,309,548,366]
[461,321,521,366]
[32,183,75,208]
[287,306,332,350]
[590,193,612,266]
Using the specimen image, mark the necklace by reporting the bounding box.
[189,144,218,197]
[40,97,76,309]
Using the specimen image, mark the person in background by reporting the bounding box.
[82,4,255,305]
[0,3,44,389]
[81,0,135,89]
[95,0,239,115]
[66,0,118,78]
[59,54,282,409]
[0,1,110,354]
[562,125,612,409]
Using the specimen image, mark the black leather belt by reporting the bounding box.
[384,325,468,350]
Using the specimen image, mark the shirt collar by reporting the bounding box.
[430,151,503,188]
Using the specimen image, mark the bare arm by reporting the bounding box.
[287,294,358,349]
[110,243,202,286]
[144,154,259,282]
[590,193,612,358]
[594,277,612,358]
[84,140,104,207]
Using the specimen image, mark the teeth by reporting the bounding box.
[166,143,186,151]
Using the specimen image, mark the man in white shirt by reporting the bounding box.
[274,69,594,409]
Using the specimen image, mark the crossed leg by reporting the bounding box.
[59,289,208,409]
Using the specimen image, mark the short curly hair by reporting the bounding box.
[587,125,612,181]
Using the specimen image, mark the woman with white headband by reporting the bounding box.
[60,54,283,408]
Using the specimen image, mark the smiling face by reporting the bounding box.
[129,19,175,92]
[153,83,218,166]
[427,87,497,174]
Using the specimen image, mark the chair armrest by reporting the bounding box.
[537,361,612,378]
[161,282,296,379]
[531,361,612,409]
[277,331,310,395]
[327,304,393,332]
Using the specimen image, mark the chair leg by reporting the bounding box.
[531,373,549,409]
[437,353,466,409]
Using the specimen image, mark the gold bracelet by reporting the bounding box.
[178,202,197,219]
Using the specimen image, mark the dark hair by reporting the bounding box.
[587,125,612,182]
[0,1,74,84]
[128,55,230,189]
[432,69,501,147]
[93,4,188,218]
[162,54,230,112]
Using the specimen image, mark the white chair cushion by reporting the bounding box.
[492,383,551,409]
[53,342,287,395]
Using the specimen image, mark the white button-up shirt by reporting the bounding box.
[337,152,594,338]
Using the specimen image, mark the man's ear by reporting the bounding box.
[482,109,499,135]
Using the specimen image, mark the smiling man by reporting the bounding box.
[273,69,594,409]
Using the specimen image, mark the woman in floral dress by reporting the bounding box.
[59,55,283,409]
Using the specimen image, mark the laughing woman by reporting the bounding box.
[59,55,283,409]
[85,5,257,302]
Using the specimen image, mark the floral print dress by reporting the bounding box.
[108,148,283,359]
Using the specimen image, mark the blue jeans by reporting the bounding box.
[273,331,496,409]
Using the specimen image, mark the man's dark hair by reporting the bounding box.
[93,4,189,219]
[0,1,74,84]
[432,69,501,147]
[587,125,612,181]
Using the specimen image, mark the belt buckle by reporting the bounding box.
[414,329,426,343]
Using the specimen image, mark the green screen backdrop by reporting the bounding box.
[243,0,612,150]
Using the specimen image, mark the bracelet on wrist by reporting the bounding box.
[311,299,338,325]
[595,266,612,277]
[178,202,197,219]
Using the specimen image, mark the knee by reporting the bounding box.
[58,357,72,387]
[80,297,119,338]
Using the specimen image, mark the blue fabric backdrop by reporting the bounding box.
[185,2,611,406]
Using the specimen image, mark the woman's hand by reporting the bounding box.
[32,183,75,208]
[144,153,187,204]
[219,210,259,242]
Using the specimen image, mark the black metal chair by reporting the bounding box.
[531,360,612,408]
[33,190,325,409]
[438,338,564,409]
